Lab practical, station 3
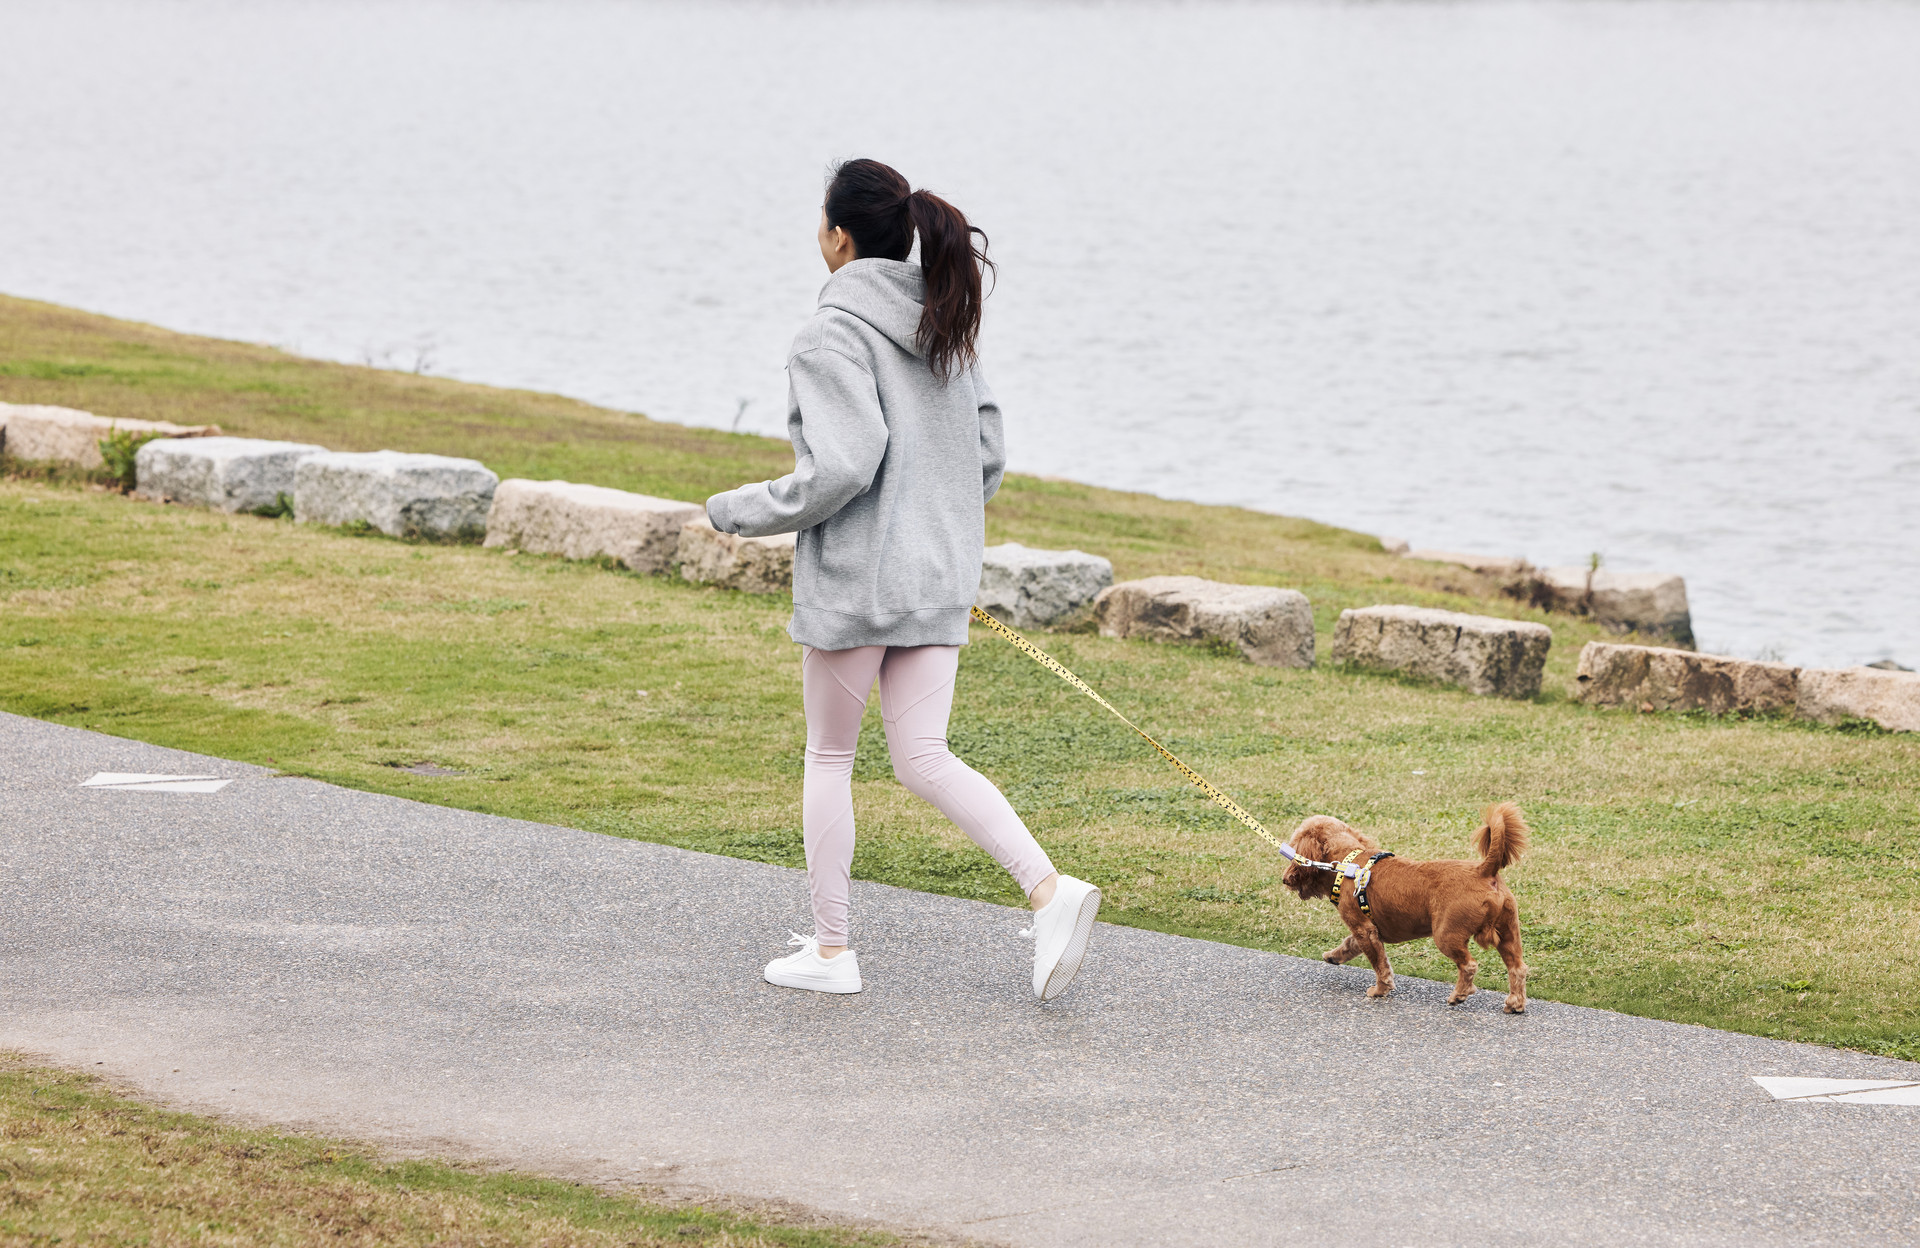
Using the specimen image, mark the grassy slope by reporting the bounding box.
[0,1054,895,1246]
[3,292,1916,1059]
[0,294,1587,666]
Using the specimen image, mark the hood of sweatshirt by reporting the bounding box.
[817,258,927,360]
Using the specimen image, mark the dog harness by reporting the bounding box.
[1329,850,1395,913]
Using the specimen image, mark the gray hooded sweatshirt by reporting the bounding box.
[705,257,1004,650]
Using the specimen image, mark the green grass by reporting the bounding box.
[3,292,1917,1063]
[0,1054,897,1246]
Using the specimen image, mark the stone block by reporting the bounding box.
[0,402,219,469]
[293,450,497,540]
[1573,642,1798,714]
[1093,575,1314,667]
[975,542,1114,628]
[1333,605,1551,698]
[1403,549,1530,577]
[133,436,326,513]
[678,516,796,594]
[483,479,701,573]
[1795,667,1920,733]
[1530,567,1693,646]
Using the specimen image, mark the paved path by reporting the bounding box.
[3,711,1917,1246]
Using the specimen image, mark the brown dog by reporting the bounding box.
[1281,803,1530,1013]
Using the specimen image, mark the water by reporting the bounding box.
[4,0,1916,666]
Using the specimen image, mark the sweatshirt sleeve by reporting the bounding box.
[705,347,888,538]
[976,370,1007,505]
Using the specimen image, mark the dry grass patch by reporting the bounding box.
[0,1054,896,1247]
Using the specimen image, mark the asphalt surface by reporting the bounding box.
[4,710,1918,1246]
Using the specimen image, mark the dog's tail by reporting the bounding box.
[1474,802,1529,877]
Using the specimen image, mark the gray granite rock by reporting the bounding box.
[0,402,219,469]
[1795,666,1920,732]
[1093,575,1314,667]
[1573,641,1798,715]
[293,450,498,540]
[1531,567,1694,646]
[975,542,1114,628]
[677,516,796,594]
[1333,605,1551,698]
[483,479,701,573]
[133,436,325,513]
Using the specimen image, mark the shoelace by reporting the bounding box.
[1019,923,1036,940]
[785,931,815,952]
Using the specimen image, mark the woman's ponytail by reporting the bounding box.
[906,188,993,381]
[823,158,996,382]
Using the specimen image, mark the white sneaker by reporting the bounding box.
[1022,875,1102,1001]
[763,933,863,994]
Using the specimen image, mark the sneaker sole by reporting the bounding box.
[764,969,863,994]
[1039,885,1101,1002]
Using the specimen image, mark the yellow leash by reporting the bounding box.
[969,605,1301,861]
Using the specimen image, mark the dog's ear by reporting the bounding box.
[1281,822,1312,882]
[1284,817,1344,900]
[1289,817,1337,861]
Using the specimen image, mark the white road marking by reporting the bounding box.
[81,772,234,793]
[1753,1077,1920,1104]
[1825,1086,1920,1105]
[83,773,216,786]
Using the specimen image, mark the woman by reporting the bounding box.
[705,159,1101,1001]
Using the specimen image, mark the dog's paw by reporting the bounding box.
[1447,990,1472,1005]
[1504,997,1527,1014]
[1366,982,1393,999]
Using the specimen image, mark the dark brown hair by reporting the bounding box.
[823,158,995,381]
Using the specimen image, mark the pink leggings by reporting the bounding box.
[801,644,1055,945]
